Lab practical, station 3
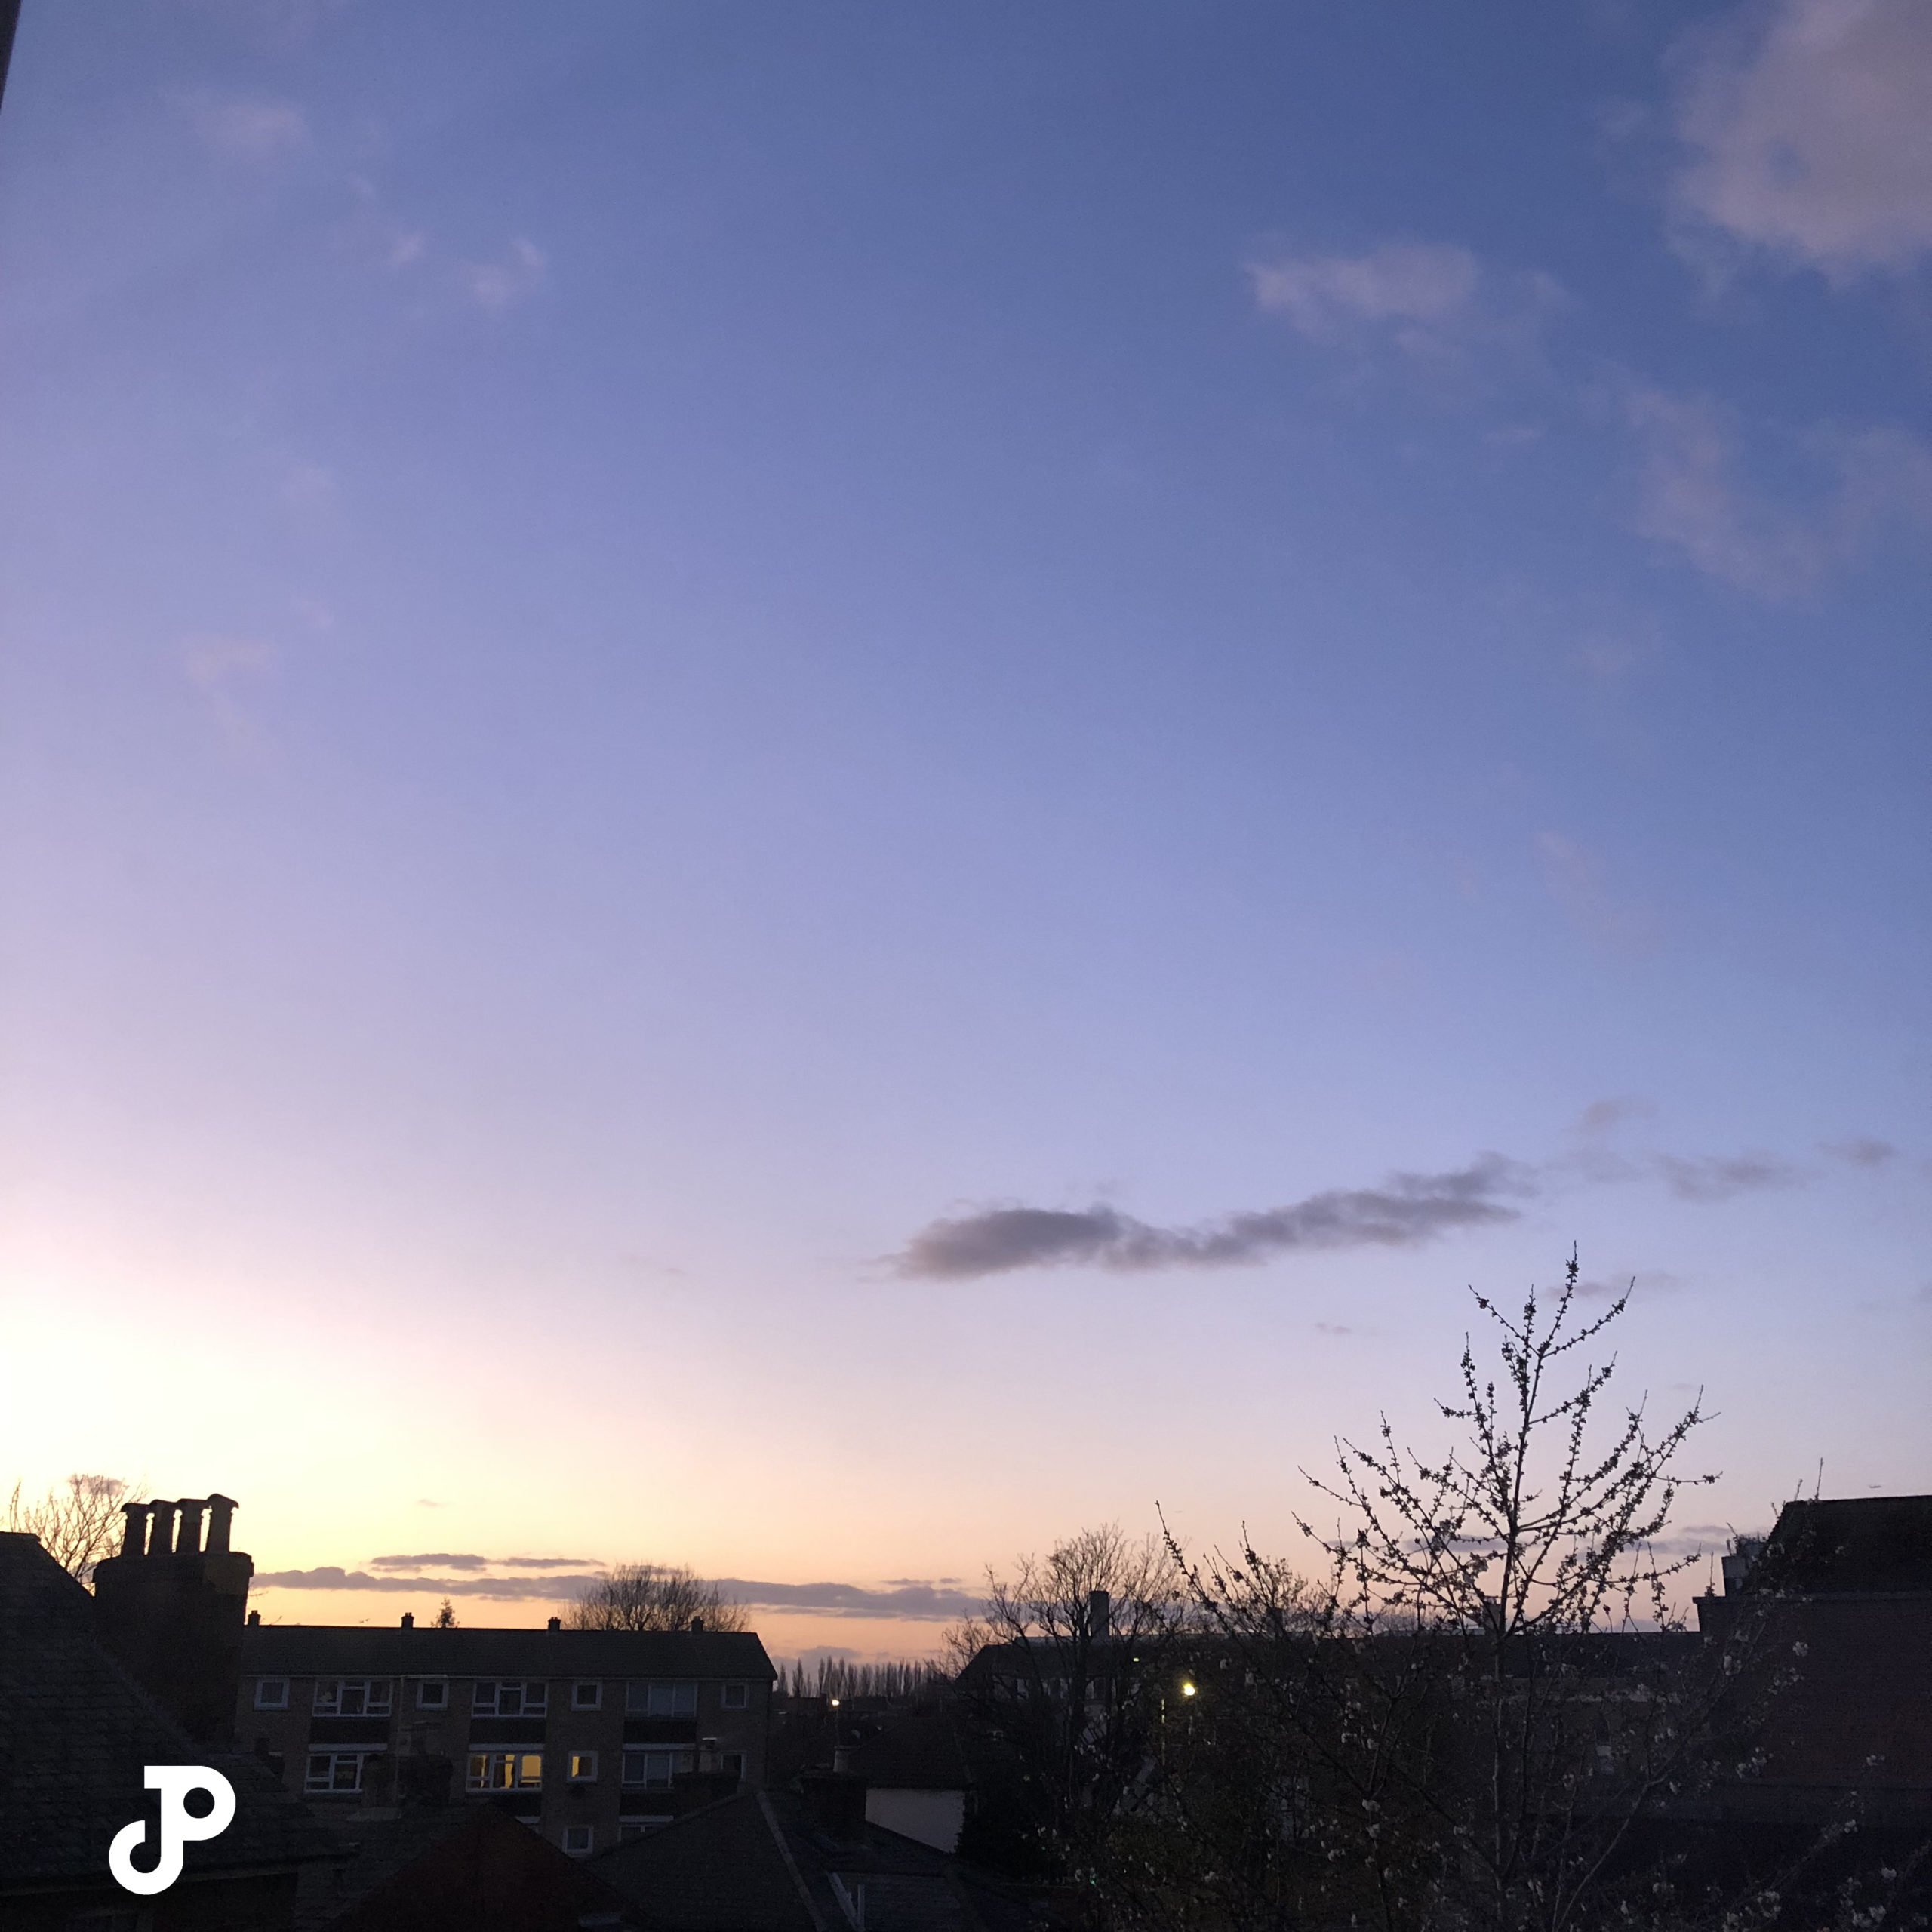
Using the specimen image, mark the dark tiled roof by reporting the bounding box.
[0,1532,329,1890]
[1758,1496,1932,1594]
[243,1625,775,1679]
[595,1786,1033,1932]
[295,1804,641,1930]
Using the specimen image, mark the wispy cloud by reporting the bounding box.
[1623,388,1932,598]
[1669,0,1932,279]
[367,1552,595,1572]
[1657,1152,1801,1202]
[254,1566,983,1620]
[463,238,547,312]
[177,90,310,163]
[893,1155,1534,1281]
[181,634,277,754]
[1820,1137,1897,1168]
[1535,832,1662,955]
[1247,240,1565,387]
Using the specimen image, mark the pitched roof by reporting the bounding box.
[594,1786,1033,1932]
[242,1624,776,1679]
[0,1532,329,1891]
[296,1804,641,1931]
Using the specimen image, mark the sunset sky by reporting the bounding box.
[1,0,1927,1664]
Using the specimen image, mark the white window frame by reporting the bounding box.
[305,1749,381,1795]
[626,1680,697,1718]
[466,1749,544,1793]
[568,1749,598,1782]
[720,1681,748,1710]
[416,1678,448,1710]
[254,1678,289,1710]
[620,1746,693,1790]
[562,1824,593,1857]
[472,1680,548,1717]
[313,1678,392,1718]
[571,1679,602,1710]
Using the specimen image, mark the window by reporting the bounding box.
[467,1750,543,1792]
[720,1681,748,1710]
[306,1750,380,1794]
[416,1679,448,1710]
[626,1681,697,1717]
[254,1678,288,1709]
[621,1747,693,1789]
[313,1680,392,1717]
[571,1678,602,1709]
[472,1681,548,1716]
[568,1750,598,1781]
[562,1824,593,1856]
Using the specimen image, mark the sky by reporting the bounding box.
[0,0,1927,1663]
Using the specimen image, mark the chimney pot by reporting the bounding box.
[120,1502,152,1558]
[546,1615,561,1631]
[248,1610,261,1626]
[401,1613,414,1629]
[177,1499,206,1556]
[148,1501,179,1558]
[204,1495,238,1555]
[689,1615,704,1633]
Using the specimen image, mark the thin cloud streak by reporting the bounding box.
[894,1156,1534,1281]
[254,1567,983,1620]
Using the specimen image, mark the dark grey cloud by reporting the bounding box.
[894,1155,1533,1281]
[254,1567,608,1599]
[1657,1153,1801,1202]
[1820,1137,1897,1168]
[368,1552,595,1572]
[253,1567,983,1621]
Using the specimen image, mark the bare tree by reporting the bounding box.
[1170,1255,1748,1932]
[566,1562,748,1633]
[947,1524,1184,1881]
[6,1472,132,1586]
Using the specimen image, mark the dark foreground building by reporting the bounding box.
[0,1529,328,1929]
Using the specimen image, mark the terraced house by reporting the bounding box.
[238,1616,777,1857]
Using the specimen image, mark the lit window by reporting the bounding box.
[254,1678,288,1709]
[472,1681,548,1716]
[314,1680,392,1716]
[306,1751,377,1794]
[417,1680,448,1710]
[571,1680,601,1710]
[562,1825,593,1856]
[720,1681,748,1710]
[467,1751,544,1792]
[569,1750,598,1781]
[621,1747,693,1789]
[626,1681,697,1717]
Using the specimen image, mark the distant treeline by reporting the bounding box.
[775,1655,949,1701]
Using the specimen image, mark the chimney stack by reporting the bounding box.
[205,1494,237,1555]
[93,1488,254,1749]
[401,1612,415,1629]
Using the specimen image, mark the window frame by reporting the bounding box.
[415,1678,449,1710]
[568,1749,598,1782]
[571,1679,602,1710]
[254,1678,289,1710]
[620,1746,694,1790]
[312,1678,393,1718]
[720,1681,749,1710]
[471,1679,549,1717]
[626,1679,697,1718]
[305,1749,381,1795]
[466,1749,544,1793]
[562,1824,593,1857]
